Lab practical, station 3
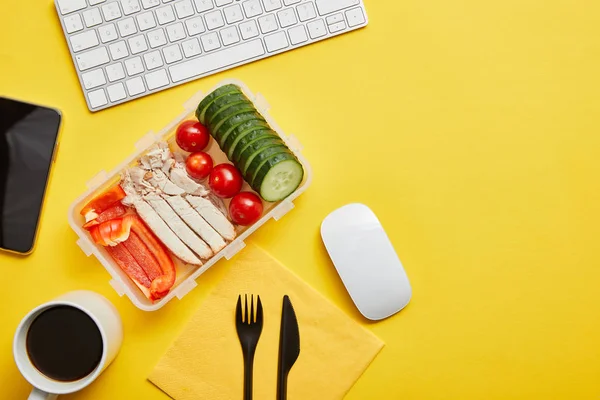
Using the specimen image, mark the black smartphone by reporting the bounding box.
[0,97,62,255]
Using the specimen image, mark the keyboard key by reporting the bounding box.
[242,0,262,17]
[296,2,316,21]
[82,68,107,89]
[258,14,277,34]
[328,20,346,33]
[167,22,186,41]
[102,2,122,21]
[220,26,240,46]
[107,82,127,101]
[164,0,175,2]
[182,38,202,57]
[174,0,195,18]
[83,8,103,27]
[70,30,99,52]
[121,0,141,15]
[163,44,183,63]
[315,0,357,15]
[262,0,281,12]
[185,16,206,35]
[128,35,149,54]
[239,20,259,40]
[142,0,160,8]
[90,0,107,5]
[205,10,224,30]
[126,76,146,95]
[145,69,170,90]
[345,7,365,27]
[144,50,164,69]
[148,28,168,47]
[307,18,326,38]
[194,0,214,13]
[88,88,108,108]
[200,32,220,51]
[156,5,176,24]
[264,31,288,52]
[76,47,110,71]
[283,0,300,4]
[326,13,343,25]
[109,41,129,59]
[137,11,157,30]
[125,56,145,75]
[288,25,307,45]
[56,0,87,15]
[118,17,138,36]
[98,23,118,43]
[277,8,297,27]
[64,14,84,33]
[170,38,264,82]
[106,62,126,81]
[215,0,233,5]
[224,4,243,24]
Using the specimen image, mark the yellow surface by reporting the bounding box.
[149,244,382,400]
[0,1,599,399]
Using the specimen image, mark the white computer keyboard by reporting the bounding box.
[54,0,368,112]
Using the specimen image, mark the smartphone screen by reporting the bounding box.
[0,98,61,254]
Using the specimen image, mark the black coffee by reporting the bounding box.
[26,305,103,382]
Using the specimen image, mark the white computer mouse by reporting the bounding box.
[321,203,412,321]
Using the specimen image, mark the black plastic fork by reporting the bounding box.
[236,294,263,400]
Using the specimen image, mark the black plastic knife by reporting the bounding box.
[277,295,300,400]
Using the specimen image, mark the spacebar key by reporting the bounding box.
[169,39,265,83]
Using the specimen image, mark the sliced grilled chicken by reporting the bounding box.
[186,195,236,241]
[145,193,213,260]
[164,195,227,253]
[170,167,210,196]
[140,142,170,170]
[148,169,185,196]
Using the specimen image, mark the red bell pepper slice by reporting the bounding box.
[81,185,126,222]
[122,232,163,282]
[83,204,127,229]
[123,215,176,300]
[105,244,152,290]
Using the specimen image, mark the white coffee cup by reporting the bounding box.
[13,291,123,400]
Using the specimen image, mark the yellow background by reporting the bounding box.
[1,0,599,399]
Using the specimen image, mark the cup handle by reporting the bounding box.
[28,388,58,400]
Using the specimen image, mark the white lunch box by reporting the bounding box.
[68,79,312,311]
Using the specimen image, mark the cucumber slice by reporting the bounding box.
[233,130,280,164]
[214,113,265,145]
[238,136,284,173]
[207,100,253,126]
[224,121,271,159]
[209,105,257,136]
[254,155,304,202]
[243,145,289,180]
[202,93,248,125]
[196,85,242,124]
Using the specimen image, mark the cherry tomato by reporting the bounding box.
[176,120,210,152]
[186,152,213,180]
[209,164,243,198]
[229,192,263,226]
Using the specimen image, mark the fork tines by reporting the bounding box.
[236,294,263,325]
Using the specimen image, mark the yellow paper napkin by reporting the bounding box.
[149,244,384,400]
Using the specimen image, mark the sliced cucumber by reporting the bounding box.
[243,145,289,179]
[253,155,303,201]
[214,113,264,144]
[203,93,248,125]
[224,121,271,159]
[233,130,280,164]
[207,99,253,126]
[238,136,284,173]
[196,85,242,124]
[209,105,257,136]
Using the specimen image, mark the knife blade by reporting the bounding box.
[277,295,300,400]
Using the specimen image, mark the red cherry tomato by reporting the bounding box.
[209,164,243,198]
[176,120,210,152]
[186,152,213,180]
[229,192,263,226]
